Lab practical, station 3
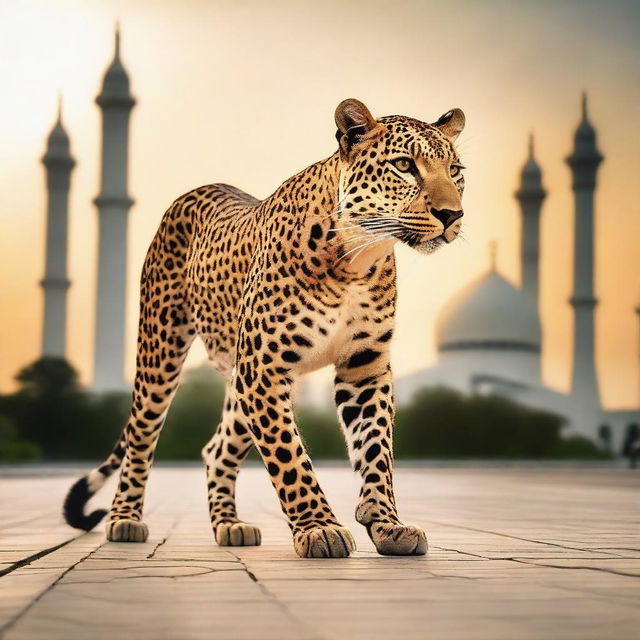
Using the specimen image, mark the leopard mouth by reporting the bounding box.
[396,230,447,254]
[397,229,444,247]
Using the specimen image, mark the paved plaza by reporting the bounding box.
[0,464,638,639]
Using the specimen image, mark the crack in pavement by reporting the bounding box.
[67,563,240,572]
[591,546,640,554]
[228,549,326,640]
[430,544,488,560]
[62,566,242,584]
[146,514,181,559]
[0,539,106,637]
[146,535,169,560]
[431,545,622,562]
[0,536,80,579]
[424,519,622,557]
[509,558,640,579]
[247,575,477,582]
[431,543,640,579]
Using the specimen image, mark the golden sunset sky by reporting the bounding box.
[0,0,639,408]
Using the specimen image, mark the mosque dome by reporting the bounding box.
[436,267,541,355]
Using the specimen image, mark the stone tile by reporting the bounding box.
[1,465,639,639]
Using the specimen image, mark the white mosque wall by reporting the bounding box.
[396,349,540,405]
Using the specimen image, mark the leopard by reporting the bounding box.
[63,99,466,558]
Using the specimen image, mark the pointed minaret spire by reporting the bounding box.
[515,132,546,307]
[41,99,76,357]
[566,93,603,414]
[114,22,121,59]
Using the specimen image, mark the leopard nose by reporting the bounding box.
[432,208,463,229]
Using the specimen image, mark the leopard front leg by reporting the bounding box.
[202,384,261,546]
[234,359,355,558]
[334,340,427,556]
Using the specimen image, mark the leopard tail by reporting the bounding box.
[62,431,126,531]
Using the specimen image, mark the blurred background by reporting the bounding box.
[1,0,639,464]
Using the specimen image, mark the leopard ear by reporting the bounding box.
[433,108,465,141]
[335,99,379,155]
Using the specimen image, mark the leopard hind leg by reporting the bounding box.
[202,383,261,546]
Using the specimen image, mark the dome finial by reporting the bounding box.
[489,240,497,272]
[581,91,588,121]
[528,131,534,159]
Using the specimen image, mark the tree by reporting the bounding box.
[15,357,79,396]
[6,357,89,457]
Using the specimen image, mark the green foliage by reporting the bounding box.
[156,366,226,460]
[0,414,41,462]
[395,386,607,459]
[297,407,347,460]
[0,358,606,462]
[550,435,608,459]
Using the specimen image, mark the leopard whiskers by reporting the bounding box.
[344,232,398,264]
[321,212,411,262]
[456,228,469,245]
[339,221,406,235]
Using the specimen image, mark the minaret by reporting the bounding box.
[41,97,75,357]
[566,94,603,406]
[93,25,136,391]
[515,134,546,307]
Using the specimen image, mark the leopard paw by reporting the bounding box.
[215,521,262,546]
[293,524,356,558]
[106,519,149,543]
[368,522,427,556]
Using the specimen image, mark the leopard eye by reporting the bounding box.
[391,157,416,173]
[450,163,465,177]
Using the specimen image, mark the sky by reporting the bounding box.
[0,0,639,409]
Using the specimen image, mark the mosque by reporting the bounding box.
[396,97,640,452]
[38,28,638,450]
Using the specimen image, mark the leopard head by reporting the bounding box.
[335,98,465,255]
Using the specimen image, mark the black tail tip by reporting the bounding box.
[63,476,107,531]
